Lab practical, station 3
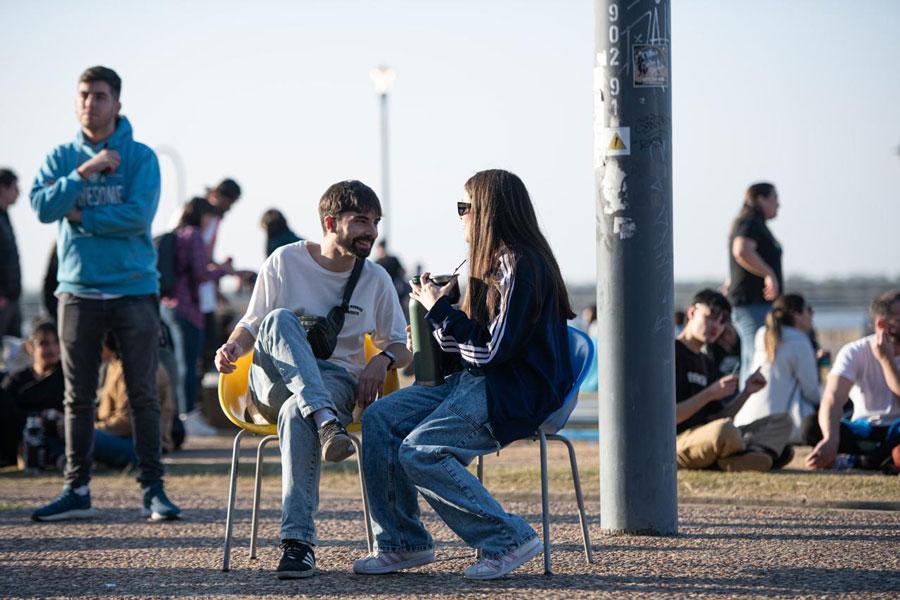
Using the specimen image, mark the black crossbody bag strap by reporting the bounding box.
[339,258,365,312]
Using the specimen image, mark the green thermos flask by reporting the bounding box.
[409,276,439,386]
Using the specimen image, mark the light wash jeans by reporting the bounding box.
[361,371,537,558]
[248,309,356,544]
[732,303,770,384]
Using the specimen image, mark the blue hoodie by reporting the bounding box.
[30,116,160,296]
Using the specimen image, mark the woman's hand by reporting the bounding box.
[763,273,779,301]
[409,272,457,312]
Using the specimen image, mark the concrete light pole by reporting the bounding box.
[594,0,677,535]
[369,65,396,245]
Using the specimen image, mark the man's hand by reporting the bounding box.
[874,327,895,363]
[743,368,767,395]
[410,272,457,312]
[65,207,83,223]
[215,341,242,374]
[806,437,838,469]
[705,374,739,402]
[356,354,389,411]
[763,273,779,301]
[77,149,121,179]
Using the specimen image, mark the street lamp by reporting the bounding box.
[369,65,396,245]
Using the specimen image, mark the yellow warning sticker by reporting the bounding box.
[603,127,630,156]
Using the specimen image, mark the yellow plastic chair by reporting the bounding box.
[219,335,399,571]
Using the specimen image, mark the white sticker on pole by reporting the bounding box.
[603,127,630,156]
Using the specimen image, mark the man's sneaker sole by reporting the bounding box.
[322,435,355,463]
[140,508,181,522]
[31,507,98,522]
[352,550,436,574]
[464,537,543,580]
[276,569,315,580]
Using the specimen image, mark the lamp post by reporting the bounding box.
[369,65,396,245]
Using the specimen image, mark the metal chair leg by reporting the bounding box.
[538,431,551,575]
[222,428,246,572]
[475,454,484,560]
[548,433,594,564]
[249,434,278,560]
[348,433,373,553]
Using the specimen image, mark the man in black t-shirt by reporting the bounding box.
[675,289,792,471]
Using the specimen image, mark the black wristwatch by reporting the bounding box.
[377,350,397,369]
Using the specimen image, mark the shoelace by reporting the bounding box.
[280,541,307,560]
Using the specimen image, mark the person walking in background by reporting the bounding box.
[261,208,302,257]
[733,293,820,444]
[199,178,241,371]
[162,197,233,436]
[356,169,575,580]
[727,182,783,383]
[0,168,22,337]
[28,66,180,521]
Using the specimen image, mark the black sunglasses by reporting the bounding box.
[457,201,472,217]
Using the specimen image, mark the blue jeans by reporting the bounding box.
[93,429,137,468]
[176,316,203,414]
[732,303,770,383]
[361,371,537,558]
[248,309,357,544]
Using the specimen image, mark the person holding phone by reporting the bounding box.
[674,289,793,472]
[355,169,575,580]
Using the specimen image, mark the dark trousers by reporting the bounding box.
[176,315,203,414]
[58,294,163,488]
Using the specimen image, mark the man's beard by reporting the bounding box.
[336,231,375,258]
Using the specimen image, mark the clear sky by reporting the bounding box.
[1,0,898,293]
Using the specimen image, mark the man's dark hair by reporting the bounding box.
[317,180,381,233]
[29,319,59,343]
[0,168,17,188]
[79,66,122,99]
[870,290,900,321]
[178,197,217,228]
[214,178,242,202]
[690,289,732,319]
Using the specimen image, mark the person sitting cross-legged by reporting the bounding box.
[675,289,793,472]
[804,290,900,472]
[214,180,410,580]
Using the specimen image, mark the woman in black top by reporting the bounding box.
[727,182,782,383]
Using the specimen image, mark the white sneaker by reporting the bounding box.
[352,549,436,574]
[181,410,218,437]
[464,537,543,580]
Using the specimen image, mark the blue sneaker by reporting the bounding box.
[31,488,98,522]
[141,481,181,521]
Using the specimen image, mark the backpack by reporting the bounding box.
[154,231,178,297]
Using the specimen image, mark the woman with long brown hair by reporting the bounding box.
[356,169,575,580]
[727,182,783,382]
[733,293,820,443]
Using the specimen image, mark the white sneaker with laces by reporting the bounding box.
[182,410,218,437]
[352,549,436,574]
[464,537,543,580]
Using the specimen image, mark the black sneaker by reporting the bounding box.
[319,420,355,463]
[772,446,795,470]
[276,539,315,579]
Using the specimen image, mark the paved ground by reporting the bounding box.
[2,437,899,599]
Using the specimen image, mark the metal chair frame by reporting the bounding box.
[474,326,596,575]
